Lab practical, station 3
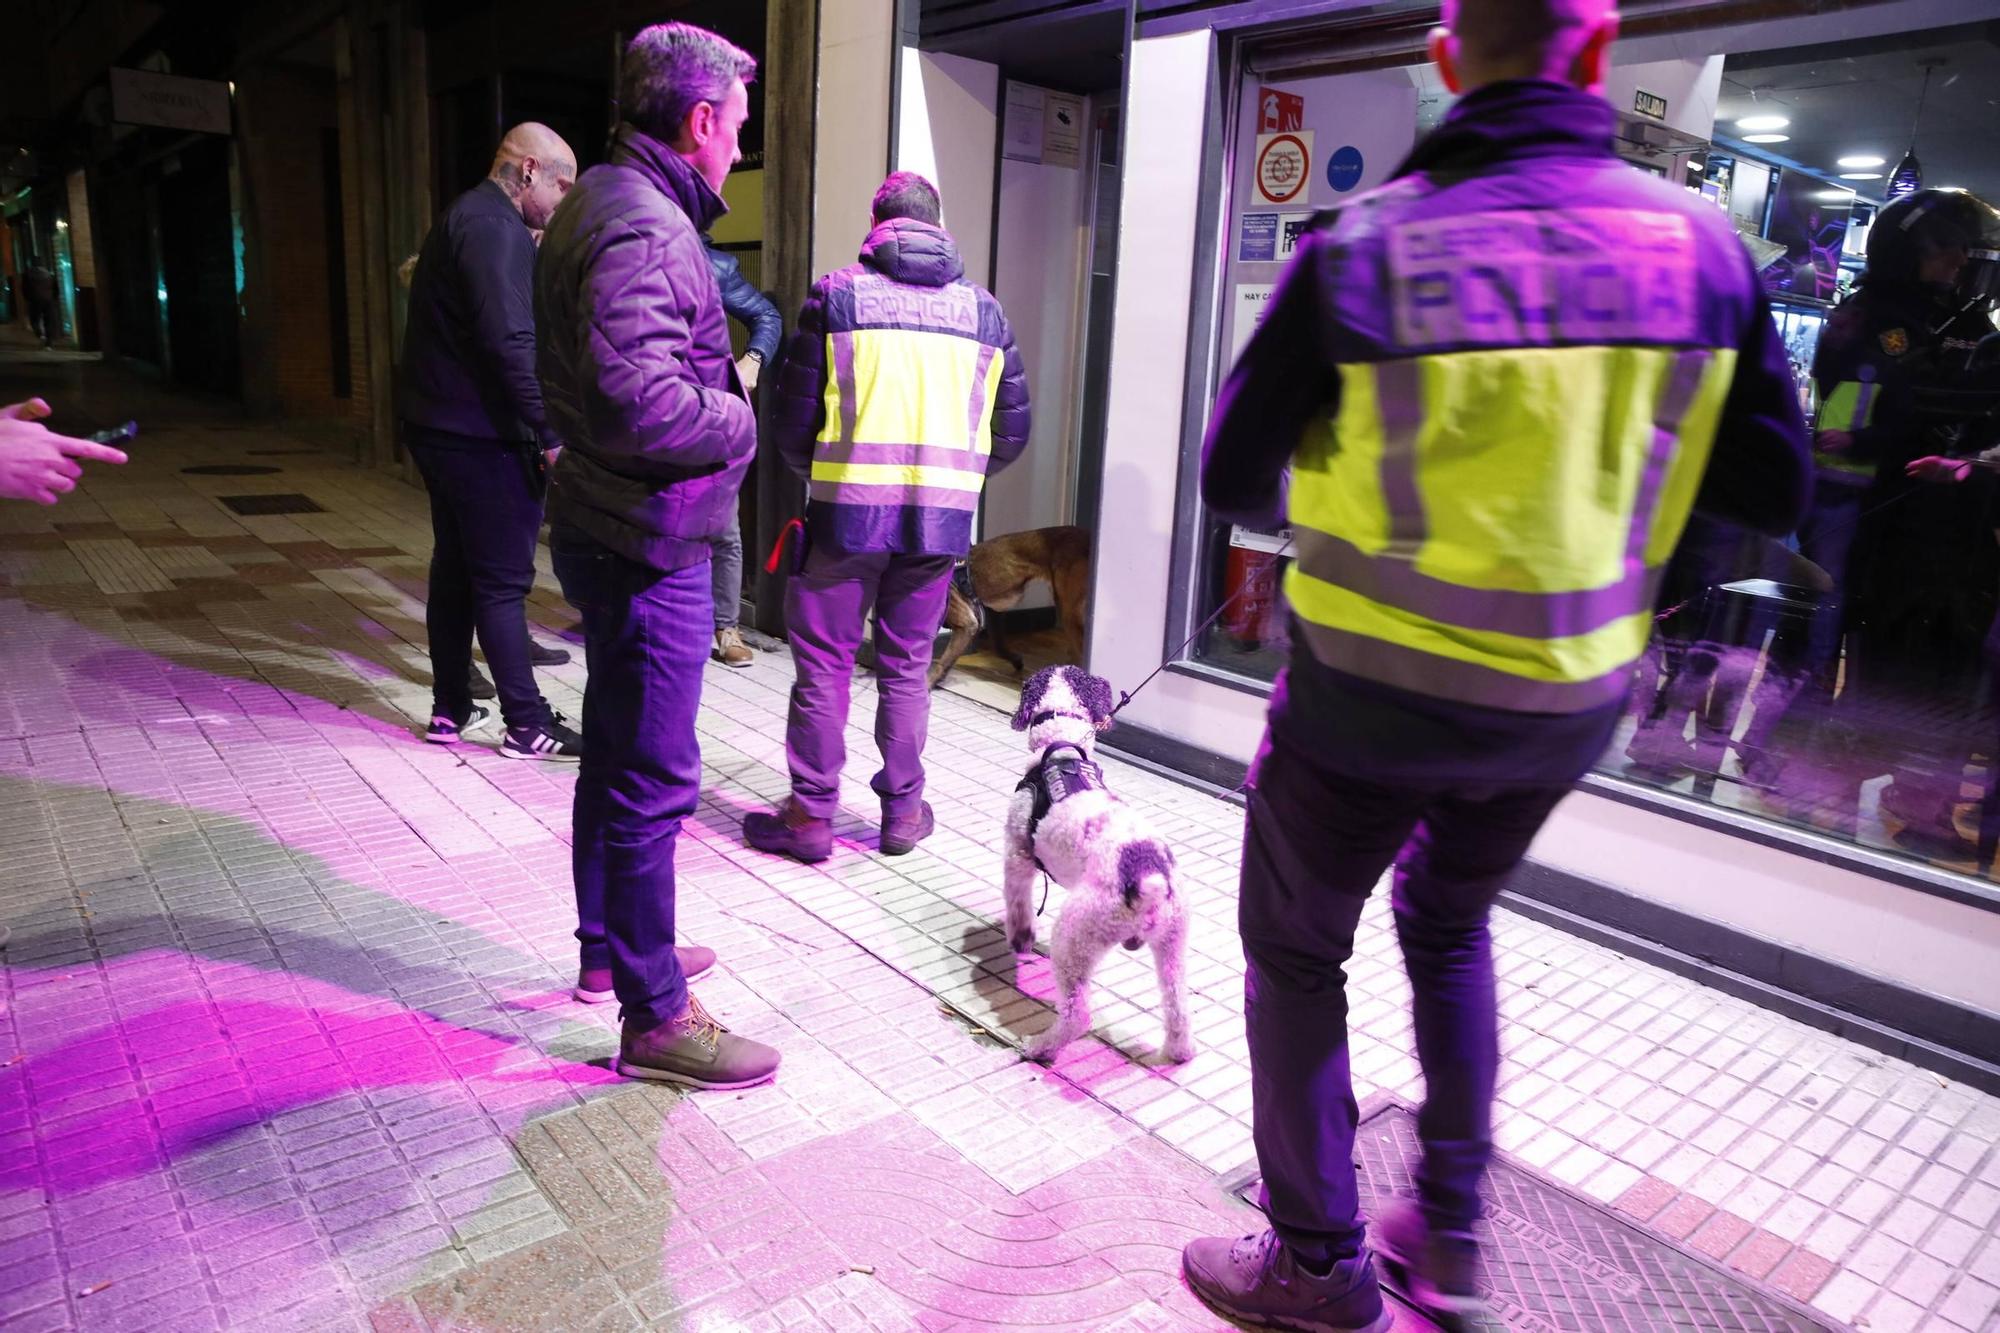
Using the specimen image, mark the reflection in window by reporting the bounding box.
[1189,21,2000,884]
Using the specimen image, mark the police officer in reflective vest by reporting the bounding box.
[1808,189,1994,850]
[1181,1,1812,1329]
[746,171,1031,863]
[1801,188,1989,690]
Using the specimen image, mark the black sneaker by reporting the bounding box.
[501,712,584,762]
[425,705,493,745]
[529,640,572,666]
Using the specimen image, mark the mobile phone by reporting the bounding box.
[89,420,138,446]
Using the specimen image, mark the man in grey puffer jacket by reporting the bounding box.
[534,20,779,1090]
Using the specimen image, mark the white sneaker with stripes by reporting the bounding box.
[425,704,493,744]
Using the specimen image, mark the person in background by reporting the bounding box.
[22,263,57,348]
[536,22,778,1089]
[400,123,581,755]
[702,237,783,667]
[742,171,1030,864]
[1801,188,1993,856]
[0,397,126,504]
[1180,0,1812,1328]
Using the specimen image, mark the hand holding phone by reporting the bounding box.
[0,400,130,505]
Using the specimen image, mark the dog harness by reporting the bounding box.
[1017,734,1107,874]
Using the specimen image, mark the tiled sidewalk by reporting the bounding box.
[0,367,1997,1332]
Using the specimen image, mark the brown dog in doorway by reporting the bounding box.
[929,525,1091,688]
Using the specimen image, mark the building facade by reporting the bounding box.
[8,0,1998,1088]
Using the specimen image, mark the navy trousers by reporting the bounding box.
[410,441,551,731]
[1240,727,1568,1264]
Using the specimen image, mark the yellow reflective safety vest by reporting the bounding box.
[1216,136,1804,716]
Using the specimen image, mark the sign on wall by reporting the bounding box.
[1003,82,1046,163]
[1258,87,1304,133]
[1229,283,1275,361]
[1003,82,1085,169]
[1239,214,1279,262]
[1255,131,1313,205]
[109,68,232,136]
[1044,92,1084,168]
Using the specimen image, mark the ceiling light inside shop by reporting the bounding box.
[1837,154,1886,169]
[1816,190,1858,204]
[1839,171,1884,180]
[1737,115,1791,132]
[1742,133,1790,144]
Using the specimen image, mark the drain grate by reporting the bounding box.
[183,465,282,477]
[219,493,324,516]
[1228,1100,1837,1332]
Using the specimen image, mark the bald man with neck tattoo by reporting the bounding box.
[401,123,585,760]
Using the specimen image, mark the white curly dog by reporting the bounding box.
[1004,665,1194,1065]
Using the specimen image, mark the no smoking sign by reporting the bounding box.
[1255,131,1314,205]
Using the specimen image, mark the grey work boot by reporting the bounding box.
[879,801,935,856]
[743,798,833,863]
[1373,1197,1487,1330]
[1181,1229,1392,1333]
[616,995,780,1090]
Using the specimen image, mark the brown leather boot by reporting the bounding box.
[743,798,833,863]
[617,995,780,1089]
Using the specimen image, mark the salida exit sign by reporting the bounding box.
[1634,89,1669,120]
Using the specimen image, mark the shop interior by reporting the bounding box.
[1194,10,2000,882]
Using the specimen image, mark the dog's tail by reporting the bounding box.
[1118,840,1176,949]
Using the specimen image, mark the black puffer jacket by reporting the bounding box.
[534,125,756,573]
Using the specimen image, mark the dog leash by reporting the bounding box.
[763,517,805,573]
[1109,537,1295,722]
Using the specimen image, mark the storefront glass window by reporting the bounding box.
[1186,16,2000,885]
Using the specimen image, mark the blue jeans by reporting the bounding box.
[551,523,709,1030]
[1241,726,1568,1264]
[711,509,743,630]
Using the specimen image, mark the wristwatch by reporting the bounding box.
[743,350,764,365]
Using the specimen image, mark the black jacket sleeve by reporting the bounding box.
[1694,283,1814,536]
[1200,233,1340,531]
[771,282,829,480]
[461,214,556,450]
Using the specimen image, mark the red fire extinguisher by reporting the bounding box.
[1222,544,1282,646]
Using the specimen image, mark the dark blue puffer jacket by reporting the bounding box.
[769,219,1031,556]
[704,243,783,364]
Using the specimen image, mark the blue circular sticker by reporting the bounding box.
[1326,145,1365,193]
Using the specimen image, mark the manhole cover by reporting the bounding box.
[1228,1100,1838,1331]
[219,493,324,515]
[183,465,282,476]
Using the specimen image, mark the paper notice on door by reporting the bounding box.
[1043,92,1084,168]
[1003,82,1045,163]
[1229,283,1276,363]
